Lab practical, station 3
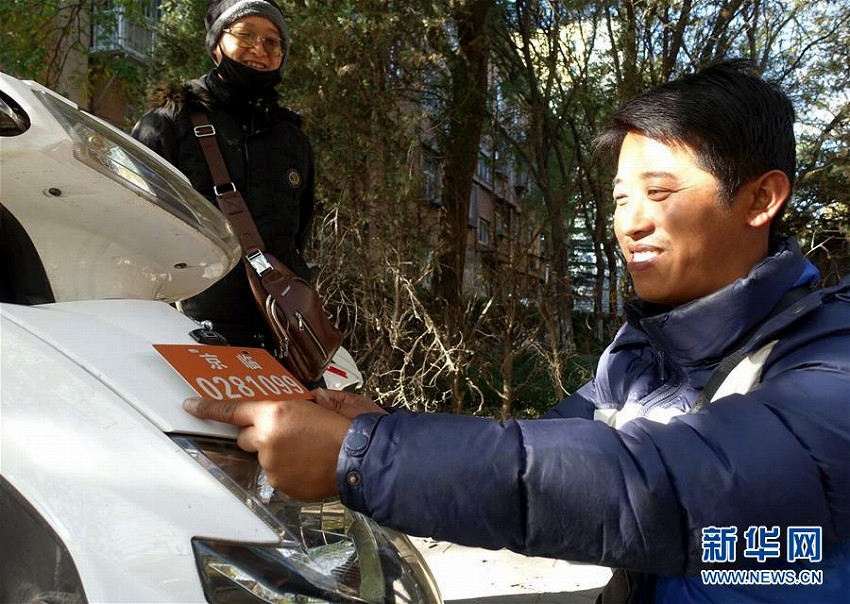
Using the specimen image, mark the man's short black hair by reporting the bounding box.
[594,59,796,237]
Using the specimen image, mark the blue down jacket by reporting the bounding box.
[338,237,850,603]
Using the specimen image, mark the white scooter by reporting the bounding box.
[0,71,439,604]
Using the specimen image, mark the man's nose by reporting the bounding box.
[616,197,654,240]
[250,41,269,57]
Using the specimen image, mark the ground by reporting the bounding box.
[411,538,610,603]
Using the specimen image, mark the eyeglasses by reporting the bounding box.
[223,29,286,57]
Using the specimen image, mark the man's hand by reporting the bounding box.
[313,388,388,419]
[183,397,351,501]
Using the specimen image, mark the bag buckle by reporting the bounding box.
[247,250,273,276]
[213,182,236,196]
[193,124,216,137]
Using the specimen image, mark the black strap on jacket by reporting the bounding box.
[689,284,813,413]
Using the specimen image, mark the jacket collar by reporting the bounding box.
[201,71,279,115]
[625,237,819,367]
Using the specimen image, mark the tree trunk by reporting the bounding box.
[432,0,493,328]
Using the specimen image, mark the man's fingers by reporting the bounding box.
[183,397,256,426]
[312,388,387,419]
[313,388,345,413]
[236,425,260,453]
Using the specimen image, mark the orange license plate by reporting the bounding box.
[154,344,313,402]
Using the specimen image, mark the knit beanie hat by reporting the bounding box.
[205,0,289,65]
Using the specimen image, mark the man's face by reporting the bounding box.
[613,133,761,306]
[213,16,284,72]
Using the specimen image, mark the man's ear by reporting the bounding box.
[746,170,790,228]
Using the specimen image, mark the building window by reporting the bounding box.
[478,218,490,246]
[494,213,504,237]
[468,188,479,226]
[423,158,441,206]
[92,1,160,60]
[476,154,492,184]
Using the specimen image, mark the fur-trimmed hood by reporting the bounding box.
[146,78,214,113]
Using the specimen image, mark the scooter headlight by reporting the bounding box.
[173,436,441,604]
[31,87,235,249]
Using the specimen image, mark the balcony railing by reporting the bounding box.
[91,4,158,61]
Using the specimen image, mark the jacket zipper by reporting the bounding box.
[243,120,251,193]
[639,350,685,417]
[659,350,666,381]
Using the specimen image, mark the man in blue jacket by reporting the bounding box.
[185,59,850,602]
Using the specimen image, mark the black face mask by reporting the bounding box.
[214,52,281,96]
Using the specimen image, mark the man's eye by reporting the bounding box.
[612,191,631,207]
[646,188,670,199]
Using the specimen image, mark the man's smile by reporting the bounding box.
[631,249,662,263]
[626,244,665,270]
[243,60,271,70]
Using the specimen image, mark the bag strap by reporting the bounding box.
[189,111,266,254]
[189,110,297,284]
[690,284,814,413]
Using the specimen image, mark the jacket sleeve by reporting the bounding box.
[541,380,597,419]
[337,323,850,576]
[131,109,180,168]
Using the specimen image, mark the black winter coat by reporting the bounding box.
[132,72,314,346]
